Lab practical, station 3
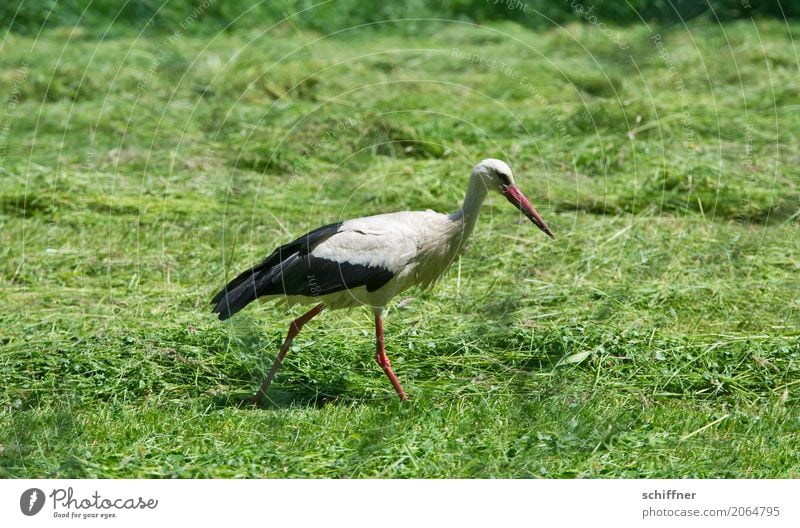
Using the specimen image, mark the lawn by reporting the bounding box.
[1,13,799,477]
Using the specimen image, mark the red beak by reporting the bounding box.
[502,185,555,239]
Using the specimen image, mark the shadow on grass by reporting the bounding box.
[213,325,357,409]
[214,294,572,410]
[211,380,352,410]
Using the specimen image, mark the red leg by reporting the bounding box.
[246,303,325,405]
[375,313,408,401]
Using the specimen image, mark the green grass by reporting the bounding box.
[1,15,799,477]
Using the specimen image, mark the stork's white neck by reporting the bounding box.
[448,172,487,239]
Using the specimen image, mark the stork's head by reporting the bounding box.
[473,158,555,239]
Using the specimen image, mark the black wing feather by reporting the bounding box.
[210,222,341,319]
[268,254,394,297]
[211,222,394,320]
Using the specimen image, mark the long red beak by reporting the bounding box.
[502,185,555,239]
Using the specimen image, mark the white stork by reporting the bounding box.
[211,159,554,403]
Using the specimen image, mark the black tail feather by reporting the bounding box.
[210,222,343,320]
[211,263,271,320]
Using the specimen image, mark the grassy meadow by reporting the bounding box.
[1,12,799,477]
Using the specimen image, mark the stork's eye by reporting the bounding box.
[497,172,511,185]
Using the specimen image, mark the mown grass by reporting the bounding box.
[1,14,799,477]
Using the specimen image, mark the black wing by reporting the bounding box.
[211,222,393,320]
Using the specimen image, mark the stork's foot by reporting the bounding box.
[233,392,265,407]
[384,371,408,402]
